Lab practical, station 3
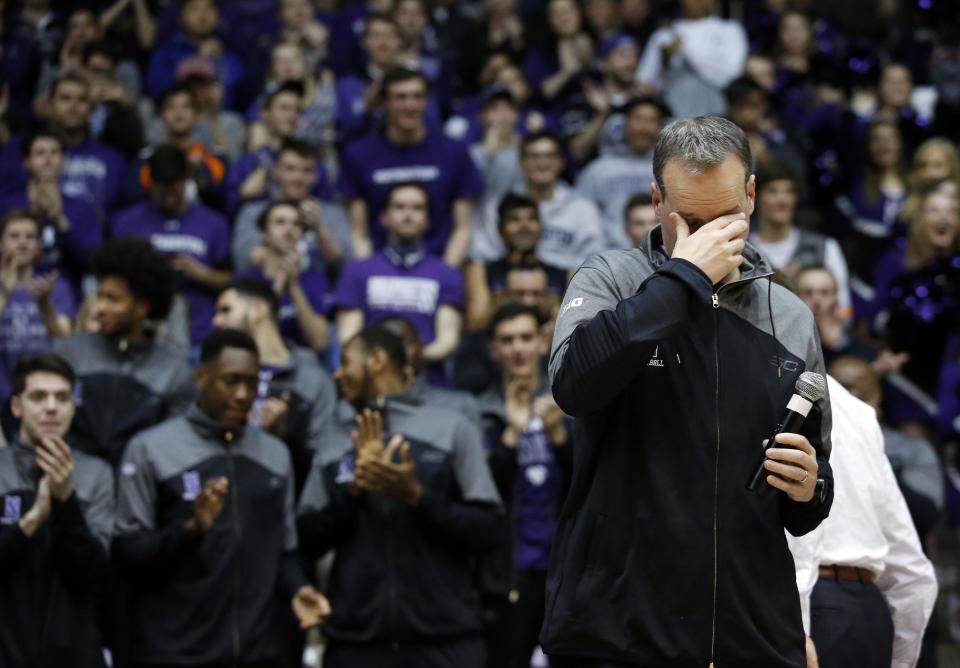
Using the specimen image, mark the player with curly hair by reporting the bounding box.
[51,237,196,467]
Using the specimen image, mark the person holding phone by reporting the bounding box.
[0,353,115,668]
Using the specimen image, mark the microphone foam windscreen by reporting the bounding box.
[795,372,826,402]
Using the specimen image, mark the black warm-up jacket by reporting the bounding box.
[541,225,834,668]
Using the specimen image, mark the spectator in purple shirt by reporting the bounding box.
[226,81,329,214]
[0,128,102,300]
[0,73,126,216]
[479,302,570,668]
[334,12,404,144]
[334,182,463,385]
[339,66,484,266]
[145,0,245,111]
[236,200,331,354]
[873,186,960,427]
[111,145,231,347]
[835,118,908,282]
[0,210,74,405]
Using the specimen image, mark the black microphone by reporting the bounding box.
[746,371,826,494]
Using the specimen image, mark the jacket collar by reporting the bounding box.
[11,439,41,484]
[98,332,155,356]
[367,387,423,412]
[185,404,245,445]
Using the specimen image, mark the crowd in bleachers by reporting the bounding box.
[1,0,959,666]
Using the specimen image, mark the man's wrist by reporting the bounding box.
[405,480,424,507]
[19,508,48,536]
[184,517,207,535]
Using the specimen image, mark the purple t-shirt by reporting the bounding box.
[0,282,76,399]
[514,416,561,573]
[0,191,102,298]
[0,134,125,215]
[236,267,331,348]
[338,129,484,256]
[112,201,230,344]
[334,250,463,384]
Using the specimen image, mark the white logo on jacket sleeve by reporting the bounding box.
[559,297,583,317]
[647,345,664,367]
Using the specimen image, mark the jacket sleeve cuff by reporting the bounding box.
[414,485,444,524]
[170,521,206,553]
[657,258,715,304]
[51,492,85,526]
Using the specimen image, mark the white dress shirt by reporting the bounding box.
[788,377,937,668]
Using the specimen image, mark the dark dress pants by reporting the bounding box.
[811,577,894,668]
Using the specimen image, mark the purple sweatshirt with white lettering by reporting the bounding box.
[111,201,230,344]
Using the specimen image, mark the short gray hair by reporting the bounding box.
[652,116,752,198]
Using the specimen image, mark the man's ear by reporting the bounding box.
[251,299,268,325]
[10,396,21,420]
[195,363,208,393]
[651,181,664,220]
[745,173,757,218]
[368,347,387,375]
[133,297,151,323]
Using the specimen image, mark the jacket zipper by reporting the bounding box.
[225,441,242,666]
[709,291,720,668]
[707,275,772,668]
[384,503,400,649]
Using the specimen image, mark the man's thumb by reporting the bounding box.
[671,213,689,242]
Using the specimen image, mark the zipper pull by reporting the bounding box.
[711,294,719,309]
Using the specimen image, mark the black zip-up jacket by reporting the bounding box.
[52,333,195,467]
[113,406,306,666]
[297,390,504,644]
[542,226,834,668]
[262,345,337,493]
[0,441,114,668]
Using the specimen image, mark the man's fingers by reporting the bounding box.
[401,442,412,465]
[766,474,800,494]
[725,237,746,255]
[774,433,816,456]
[670,213,689,241]
[697,214,747,238]
[383,434,404,461]
[763,458,808,482]
[765,447,814,467]
[35,448,68,478]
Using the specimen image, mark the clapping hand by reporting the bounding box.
[353,434,423,506]
[35,436,75,501]
[291,585,332,629]
[186,477,229,534]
